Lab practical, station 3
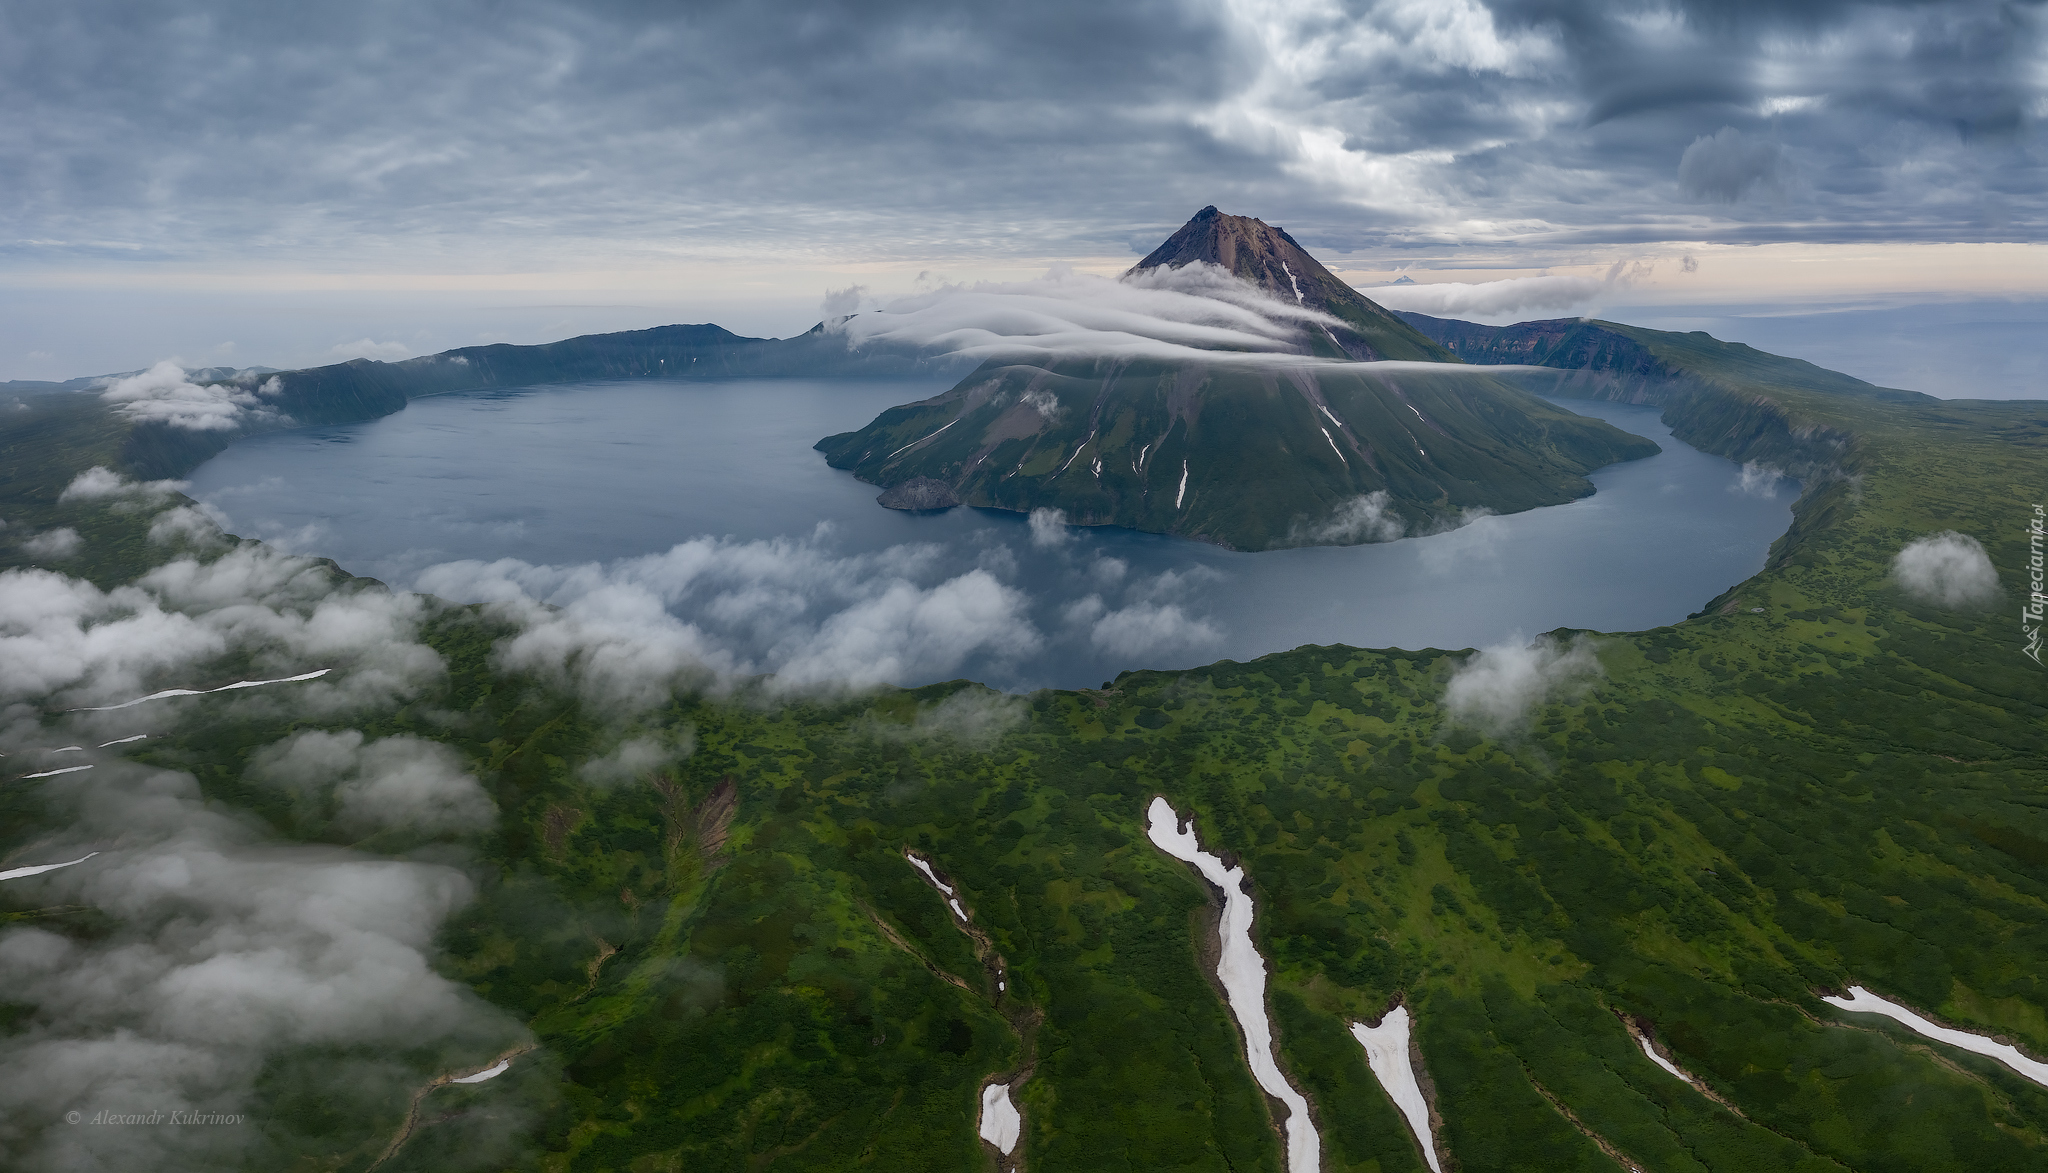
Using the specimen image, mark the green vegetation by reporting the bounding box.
[3,315,2045,1170]
[817,358,1657,550]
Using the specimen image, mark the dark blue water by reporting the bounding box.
[186,379,1795,691]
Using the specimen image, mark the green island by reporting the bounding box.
[2,307,2044,1172]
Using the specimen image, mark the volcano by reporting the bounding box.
[1129,206,1453,363]
[816,207,1659,550]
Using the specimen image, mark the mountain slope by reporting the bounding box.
[93,323,970,481]
[8,356,2045,1170]
[817,356,1658,550]
[1133,207,1455,363]
[1395,312,1932,404]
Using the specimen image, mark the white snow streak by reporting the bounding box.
[1351,1007,1441,1173]
[907,852,954,895]
[72,668,332,711]
[1824,985,2048,1088]
[1637,1035,1691,1082]
[0,851,99,882]
[451,1059,511,1084]
[1146,797,1319,1173]
[887,418,957,459]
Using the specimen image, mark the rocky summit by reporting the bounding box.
[818,209,1659,550]
[1129,206,1453,363]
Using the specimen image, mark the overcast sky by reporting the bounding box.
[2,0,2042,382]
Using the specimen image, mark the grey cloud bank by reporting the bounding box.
[0,1,2035,296]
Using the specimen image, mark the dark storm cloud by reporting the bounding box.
[0,0,2039,269]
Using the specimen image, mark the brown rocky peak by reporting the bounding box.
[1124,207,1456,363]
[1128,206,1341,311]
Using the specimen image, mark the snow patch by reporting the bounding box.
[72,668,331,711]
[1146,797,1319,1173]
[1636,1034,1691,1082]
[1824,985,2048,1088]
[979,1082,1022,1154]
[451,1059,510,1084]
[1350,1007,1441,1173]
[0,850,99,882]
[21,765,93,779]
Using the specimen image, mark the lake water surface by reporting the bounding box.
[187,378,1795,692]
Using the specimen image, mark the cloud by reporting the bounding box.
[146,505,229,549]
[1361,275,1608,320]
[1299,490,1405,544]
[1077,596,1222,660]
[579,729,695,786]
[20,528,81,560]
[1892,531,2000,608]
[821,284,871,319]
[1443,633,1603,736]
[59,466,187,506]
[1729,462,1786,497]
[1418,509,1507,575]
[415,532,1042,704]
[0,546,443,716]
[1028,507,1075,550]
[832,264,1362,368]
[871,686,1029,748]
[327,339,412,361]
[247,729,495,832]
[1678,127,1790,203]
[0,0,2039,327]
[0,762,525,1171]
[98,362,284,433]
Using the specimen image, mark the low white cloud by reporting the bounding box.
[59,467,187,506]
[1729,462,1786,497]
[1443,633,1603,736]
[0,545,443,716]
[20,528,81,560]
[1028,507,1075,549]
[327,339,413,362]
[879,687,1028,748]
[1300,490,1405,544]
[1893,531,2000,608]
[99,361,284,432]
[820,284,872,319]
[832,263,1365,368]
[416,533,1042,705]
[146,505,229,549]
[1418,509,1507,575]
[0,763,523,1170]
[1359,274,1607,320]
[579,729,695,786]
[248,729,495,833]
[1086,599,1222,660]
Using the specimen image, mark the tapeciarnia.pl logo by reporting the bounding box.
[2025,504,2044,665]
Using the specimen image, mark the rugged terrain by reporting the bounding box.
[818,209,1663,549]
[816,356,1657,549]
[2,299,2045,1172]
[1131,208,1453,364]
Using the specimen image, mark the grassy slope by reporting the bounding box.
[3,331,2046,1170]
[817,359,1658,550]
